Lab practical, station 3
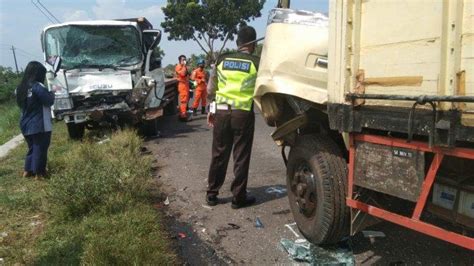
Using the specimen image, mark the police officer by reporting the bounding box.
[206,26,259,209]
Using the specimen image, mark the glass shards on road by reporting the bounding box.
[280,238,355,265]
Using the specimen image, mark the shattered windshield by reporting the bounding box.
[45,25,142,69]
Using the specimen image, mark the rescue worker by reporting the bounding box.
[191,59,208,115]
[175,55,190,121]
[205,26,259,209]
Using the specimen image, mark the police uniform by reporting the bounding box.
[207,50,259,202]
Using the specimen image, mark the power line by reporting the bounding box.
[15,47,40,59]
[37,0,61,23]
[31,0,59,24]
[0,43,42,59]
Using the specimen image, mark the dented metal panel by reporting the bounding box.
[354,142,425,202]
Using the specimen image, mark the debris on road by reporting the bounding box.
[201,204,213,210]
[164,197,170,206]
[228,223,240,230]
[179,186,188,191]
[178,232,186,239]
[285,222,300,238]
[272,209,291,215]
[255,217,264,228]
[265,186,287,195]
[280,238,355,265]
[362,230,386,238]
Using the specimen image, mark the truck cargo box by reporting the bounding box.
[328,0,474,134]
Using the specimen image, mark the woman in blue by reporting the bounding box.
[16,61,55,178]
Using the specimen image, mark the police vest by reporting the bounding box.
[215,52,259,111]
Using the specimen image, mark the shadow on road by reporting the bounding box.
[216,184,288,207]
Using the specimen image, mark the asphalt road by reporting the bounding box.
[146,113,474,265]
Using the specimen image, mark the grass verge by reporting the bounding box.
[0,123,176,264]
[0,101,20,145]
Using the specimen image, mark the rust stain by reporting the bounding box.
[456,70,466,110]
[354,69,366,106]
[363,76,423,87]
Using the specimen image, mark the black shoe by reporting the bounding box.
[231,195,256,209]
[193,108,197,115]
[201,107,207,115]
[206,195,219,206]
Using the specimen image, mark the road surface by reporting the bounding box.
[146,113,474,265]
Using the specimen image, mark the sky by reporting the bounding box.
[0,0,328,71]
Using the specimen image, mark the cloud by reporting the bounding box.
[63,10,91,22]
[92,0,163,23]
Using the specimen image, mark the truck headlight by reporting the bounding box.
[54,97,73,110]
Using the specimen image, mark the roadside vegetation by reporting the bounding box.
[0,101,20,144]
[0,123,176,264]
[0,66,22,144]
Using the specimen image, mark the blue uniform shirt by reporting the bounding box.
[20,82,55,136]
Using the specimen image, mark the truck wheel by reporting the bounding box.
[67,123,85,140]
[164,92,178,116]
[286,134,349,245]
[142,118,159,137]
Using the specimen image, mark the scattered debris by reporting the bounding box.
[255,217,264,228]
[164,197,170,206]
[272,209,291,215]
[280,238,355,265]
[227,223,240,230]
[362,230,386,238]
[178,232,186,239]
[201,228,207,233]
[285,222,300,238]
[179,186,188,191]
[30,221,41,227]
[97,138,110,145]
[265,186,287,195]
[201,204,213,210]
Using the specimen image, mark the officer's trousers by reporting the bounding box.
[207,109,255,201]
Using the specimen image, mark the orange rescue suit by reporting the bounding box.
[191,67,208,109]
[175,64,189,118]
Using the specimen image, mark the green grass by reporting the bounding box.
[0,123,176,265]
[0,101,20,145]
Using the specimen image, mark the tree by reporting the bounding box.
[0,66,22,103]
[161,0,265,63]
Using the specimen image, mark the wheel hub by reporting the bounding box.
[291,162,317,217]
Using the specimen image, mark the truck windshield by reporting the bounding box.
[44,25,142,69]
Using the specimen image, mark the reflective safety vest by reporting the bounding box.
[215,52,259,111]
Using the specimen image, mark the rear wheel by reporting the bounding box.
[286,134,349,245]
[67,122,85,140]
[164,91,178,116]
[141,118,159,137]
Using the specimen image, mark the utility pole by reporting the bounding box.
[11,45,19,74]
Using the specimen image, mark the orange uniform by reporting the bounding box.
[175,64,189,118]
[191,67,208,109]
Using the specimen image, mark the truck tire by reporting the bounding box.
[67,123,85,140]
[286,134,349,245]
[142,118,159,137]
[164,91,178,116]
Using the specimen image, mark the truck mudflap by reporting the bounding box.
[347,133,474,250]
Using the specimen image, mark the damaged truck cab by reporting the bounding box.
[256,1,474,250]
[41,17,176,139]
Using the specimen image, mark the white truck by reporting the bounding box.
[255,1,474,250]
[41,17,178,139]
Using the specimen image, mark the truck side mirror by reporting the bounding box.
[46,56,62,74]
[143,29,161,51]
